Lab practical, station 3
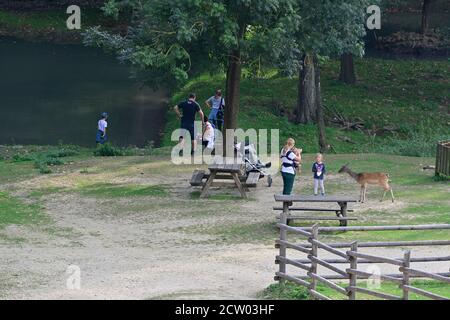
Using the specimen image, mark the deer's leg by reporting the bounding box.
[363,184,367,203]
[381,184,388,202]
[381,190,386,202]
[359,185,364,202]
[390,188,395,203]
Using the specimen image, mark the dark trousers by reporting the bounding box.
[96,130,107,144]
[281,171,295,195]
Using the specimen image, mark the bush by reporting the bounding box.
[259,283,309,300]
[34,161,52,174]
[12,154,34,162]
[93,143,125,157]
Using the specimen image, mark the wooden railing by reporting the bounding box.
[275,211,450,300]
[436,140,450,177]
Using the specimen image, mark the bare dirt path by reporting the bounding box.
[0,156,448,299]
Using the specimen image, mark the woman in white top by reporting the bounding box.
[280,138,302,195]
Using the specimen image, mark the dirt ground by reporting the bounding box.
[0,156,448,299]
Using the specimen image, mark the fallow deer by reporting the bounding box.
[338,163,394,203]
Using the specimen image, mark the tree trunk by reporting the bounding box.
[296,54,316,124]
[421,0,432,34]
[314,55,328,153]
[339,53,356,85]
[223,49,241,155]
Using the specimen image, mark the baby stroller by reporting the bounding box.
[234,141,273,187]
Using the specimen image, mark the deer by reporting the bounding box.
[338,163,394,203]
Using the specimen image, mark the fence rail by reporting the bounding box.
[276,217,450,300]
[435,140,450,177]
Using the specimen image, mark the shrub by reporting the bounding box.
[93,143,125,157]
[12,154,34,162]
[34,161,52,174]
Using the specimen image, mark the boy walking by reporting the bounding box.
[96,112,108,144]
[312,153,326,196]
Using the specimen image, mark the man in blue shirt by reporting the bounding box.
[174,93,204,153]
[205,89,225,131]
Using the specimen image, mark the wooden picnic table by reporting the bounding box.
[274,195,358,226]
[200,163,247,199]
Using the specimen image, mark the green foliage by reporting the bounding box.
[84,0,301,88]
[93,143,126,157]
[259,282,309,300]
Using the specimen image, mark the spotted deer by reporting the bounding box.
[338,163,394,203]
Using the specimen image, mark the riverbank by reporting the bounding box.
[0,8,122,44]
[0,145,448,299]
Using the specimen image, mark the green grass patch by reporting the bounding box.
[79,183,168,198]
[261,280,450,300]
[0,192,49,229]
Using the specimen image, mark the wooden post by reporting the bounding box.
[278,201,289,282]
[402,250,411,300]
[338,201,348,227]
[309,224,319,299]
[348,241,358,300]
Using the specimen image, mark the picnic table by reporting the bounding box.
[194,163,256,199]
[274,195,358,226]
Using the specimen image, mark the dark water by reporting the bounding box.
[0,37,167,147]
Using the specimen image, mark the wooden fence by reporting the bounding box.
[275,214,450,300]
[436,140,450,177]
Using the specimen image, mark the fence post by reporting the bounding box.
[348,241,358,300]
[278,201,289,282]
[402,250,411,300]
[308,224,319,299]
[435,142,440,176]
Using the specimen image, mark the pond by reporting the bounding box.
[0,37,168,147]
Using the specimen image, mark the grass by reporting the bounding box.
[0,192,49,229]
[79,183,168,198]
[260,280,450,300]
[0,144,83,174]
[163,58,449,156]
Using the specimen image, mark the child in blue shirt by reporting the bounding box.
[312,153,326,196]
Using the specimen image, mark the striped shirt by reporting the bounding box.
[280,148,296,175]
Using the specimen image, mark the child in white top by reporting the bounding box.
[96,112,108,144]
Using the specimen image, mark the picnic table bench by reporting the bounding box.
[191,163,259,199]
[274,195,358,226]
